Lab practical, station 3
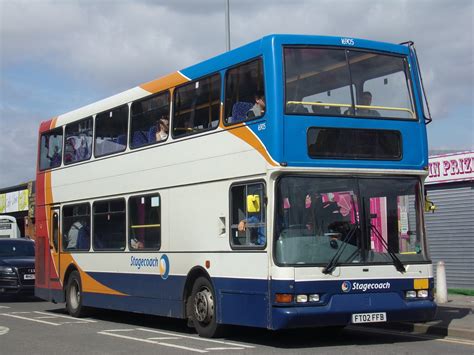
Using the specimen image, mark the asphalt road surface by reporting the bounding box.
[0,296,472,355]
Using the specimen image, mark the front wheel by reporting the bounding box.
[65,270,88,317]
[189,277,224,338]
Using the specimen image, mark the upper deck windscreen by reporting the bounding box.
[284,47,416,119]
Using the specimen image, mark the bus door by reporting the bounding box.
[48,207,62,291]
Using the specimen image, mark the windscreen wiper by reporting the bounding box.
[322,224,359,275]
[369,224,406,273]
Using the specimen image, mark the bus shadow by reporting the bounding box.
[0,295,43,303]
[44,306,435,349]
[364,306,472,338]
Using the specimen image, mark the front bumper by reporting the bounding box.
[0,271,35,295]
[271,292,436,329]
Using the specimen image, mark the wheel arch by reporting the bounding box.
[182,266,212,318]
[63,263,80,292]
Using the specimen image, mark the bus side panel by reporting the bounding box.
[82,293,184,319]
[215,277,269,328]
[76,271,271,328]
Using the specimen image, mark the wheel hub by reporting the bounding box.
[194,287,214,323]
[70,280,80,310]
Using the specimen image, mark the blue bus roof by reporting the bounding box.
[181,34,410,80]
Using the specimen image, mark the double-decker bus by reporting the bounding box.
[35,34,436,337]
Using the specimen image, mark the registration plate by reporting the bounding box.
[23,274,35,280]
[352,312,386,323]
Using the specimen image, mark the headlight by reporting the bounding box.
[0,266,15,274]
[309,294,320,302]
[296,294,308,303]
[417,290,429,298]
[406,290,417,298]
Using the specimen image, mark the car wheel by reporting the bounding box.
[66,270,88,317]
[190,277,224,338]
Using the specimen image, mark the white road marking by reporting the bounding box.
[101,329,135,332]
[137,328,255,348]
[147,337,180,340]
[59,321,94,324]
[98,331,208,353]
[0,313,61,326]
[0,311,96,326]
[0,326,9,335]
[205,347,246,351]
[0,306,10,309]
[33,311,97,323]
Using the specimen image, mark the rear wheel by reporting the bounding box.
[189,277,224,338]
[65,270,88,317]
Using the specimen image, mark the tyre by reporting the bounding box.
[189,276,224,338]
[65,270,88,317]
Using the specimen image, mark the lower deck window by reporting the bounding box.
[93,199,126,250]
[129,194,161,250]
[230,182,266,248]
[62,203,91,251]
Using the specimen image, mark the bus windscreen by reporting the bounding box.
[284,47,416,119]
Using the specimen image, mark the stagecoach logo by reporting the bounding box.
[159,254,170,280]
[342,281,391,292]
[341,281,352,292]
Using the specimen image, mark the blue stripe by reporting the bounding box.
[78,272,435,329]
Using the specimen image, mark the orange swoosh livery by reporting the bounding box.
[227,124,278,167]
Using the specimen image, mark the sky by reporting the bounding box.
[0,0,473,188]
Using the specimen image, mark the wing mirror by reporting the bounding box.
[424,196,437,213]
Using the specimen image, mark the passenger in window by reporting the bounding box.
[130,237,145,249]
[75,136,89,160]
[247,91,266,118]
[155,116,169,141]
[65,220,84,249]
[48,145,62,167]
[357,91,380,117]
[238,215,265,246]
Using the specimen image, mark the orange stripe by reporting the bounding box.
[140,72,189,94]
[46,117,60,281]
[60,254,127,296]
[49,117,58,129]
[227,125,277,166]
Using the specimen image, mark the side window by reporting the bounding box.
[62,203,90,251]
[129,194,161,250]
[230,182,266,248]
[130,91,170,149]
[64,117,93,165]
[94,105,128,157]
[39,127,63,170]
[225,59,265,125]
[51,210,59,251]
[173,73,221,138]
[93,199,126,250]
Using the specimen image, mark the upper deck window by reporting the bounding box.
[284,47,416,119]
[224,59,265,124]
[39,127,63,171]
[64,116,93,165]
[94,105,129,157]
[172,74,220,138]
[130,91,170,149]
